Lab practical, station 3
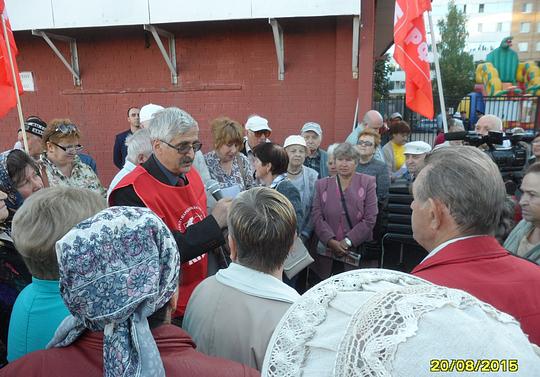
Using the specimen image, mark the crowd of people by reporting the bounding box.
[0,104,539,376]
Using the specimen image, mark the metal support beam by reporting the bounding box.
[269,18,285,81]
[144,24,178,85]
[32,30,80,86]
[352,16,360,79]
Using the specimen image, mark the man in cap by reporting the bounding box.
[140,103,165,128]
[240,114,271,170]
[301,122,328,178]
[113,107,140,169]
[18,116,47,159]
[345,110,386,162]
[402,141,432,182]
[410,146,540,345]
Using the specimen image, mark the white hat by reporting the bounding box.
[301,122,322,136]
[245,115,271,132]
[404,141,432,155]
[262,269,540,377]
[140,104,164,123]
[283,135,307,149]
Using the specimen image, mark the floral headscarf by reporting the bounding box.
[0,150,23,211]
[49,206,180,377]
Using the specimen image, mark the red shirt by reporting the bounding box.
[412,236,540,345]
[0,325,259,377]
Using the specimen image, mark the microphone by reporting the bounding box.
[206,179,224,201]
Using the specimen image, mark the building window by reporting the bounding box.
[518,42,529,52]
[496,22,502,32]
[521,22,531,33]
[478,23,483,32]
[536,42,540,51]
[522,3,533,13]
[537,22,540,32]
[479,4,485,13]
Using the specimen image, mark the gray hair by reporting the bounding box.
[362,110,383,126]
[126,128,152,164]
[333,142,361,163]
[448,118,465,132]
[327,143,340,159]
[148,107,199,143]
[414,146,506,235]
[227,187,296,274]
[11,187,106,280]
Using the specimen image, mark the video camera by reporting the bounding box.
[444,130,535,194]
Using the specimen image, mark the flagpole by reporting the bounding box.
[1,13,27,152]
[427,11,448,133]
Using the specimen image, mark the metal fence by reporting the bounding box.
[373,95,540,145]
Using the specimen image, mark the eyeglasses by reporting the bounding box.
[252,130,271,138]
[357,140,374,147]
[52,142,83,154]
[54,124,79,134]
[160,140,202,154]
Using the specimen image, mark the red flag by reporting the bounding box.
[394,0,434,119]
[0,0,23,118]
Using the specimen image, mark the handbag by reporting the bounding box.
[284,236,314,279]
[336,175,363,266]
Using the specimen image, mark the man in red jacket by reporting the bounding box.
[410,146,540,345]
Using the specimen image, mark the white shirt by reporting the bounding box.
[421,235,481,263]
[107,160,136,201]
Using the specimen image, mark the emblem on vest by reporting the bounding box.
[177,205,205,233]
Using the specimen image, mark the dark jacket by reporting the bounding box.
[113,130,131,169]
[109,155,225,264]
[0,236,31,367]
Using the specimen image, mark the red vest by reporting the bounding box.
[112,166,208,316]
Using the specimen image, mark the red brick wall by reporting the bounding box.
[0,17,359,185]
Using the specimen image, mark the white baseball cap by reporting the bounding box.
[404,141,432,155]
[140,104,164,123]
[245,115,271,132]
[283,135,307,149]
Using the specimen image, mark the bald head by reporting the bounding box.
[475,114,503,136]
[362,110,384,130]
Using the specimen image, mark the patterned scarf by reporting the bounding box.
[49,206,180,377]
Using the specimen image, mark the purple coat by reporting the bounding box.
[312,173,378,248]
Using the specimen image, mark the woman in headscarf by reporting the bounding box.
[40,119,106,197]
[0,149,43,366]
[0,206,259,377]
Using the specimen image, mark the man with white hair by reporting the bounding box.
[240,114,271,171]
[402,141,431,182]
[410,146,540,345]
[107,128,152,199]
[301,122,328,178]
[345,110,385,162]
[109,107,231,318]
[475,114,503,135]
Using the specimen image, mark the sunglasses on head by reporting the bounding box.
[54,124,78,134]
[357,140,374,147]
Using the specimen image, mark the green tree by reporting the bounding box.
[435,1,475,109]
[373,54,392,101]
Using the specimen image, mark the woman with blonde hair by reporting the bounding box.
[40,119,106,197]
[204,117,254,194]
